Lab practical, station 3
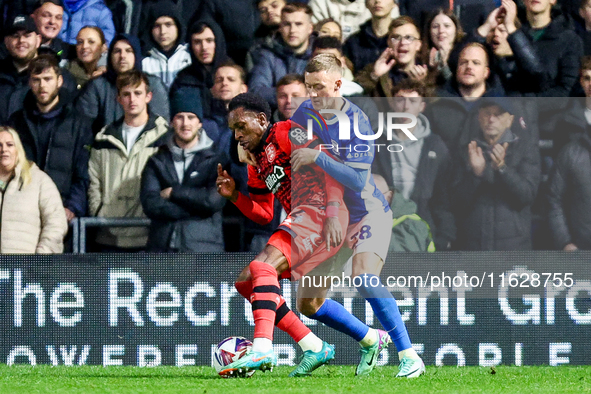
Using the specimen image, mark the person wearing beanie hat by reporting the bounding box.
[75,33,170,134]
[169,87,203,120]
[141,0,191,89]
[140,85,230,252]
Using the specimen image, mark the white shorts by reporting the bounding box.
[346,209,393,262]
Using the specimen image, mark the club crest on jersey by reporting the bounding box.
[290,127,307,145]
[265,165,286,193]
[303,233,322,253]
[265,144,276,163]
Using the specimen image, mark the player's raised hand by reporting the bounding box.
[217,163,238,202]
[291,148,320,172]
[323,216,343,252]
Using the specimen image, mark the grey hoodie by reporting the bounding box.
[390,113,431,199]
[167,129,214,183]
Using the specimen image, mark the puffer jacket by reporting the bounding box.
[59,0,116,45]
[141,130,229,252]
[249,34,314,107]
[88,114,169,248]
[0,163,68,253]
[547,131,591,250]
[75,34,170,133]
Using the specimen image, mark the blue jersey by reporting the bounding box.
[292,98,390,224]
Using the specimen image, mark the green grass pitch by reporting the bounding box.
[1,365,590,393]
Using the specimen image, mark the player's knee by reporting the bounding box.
[297,298,324,317]
[351,252,384,277]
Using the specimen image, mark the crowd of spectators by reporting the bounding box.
[0,0,590,253]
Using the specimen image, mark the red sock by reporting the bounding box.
[249,260,281,340]
[275,298,311,342]
[235,278,311,342]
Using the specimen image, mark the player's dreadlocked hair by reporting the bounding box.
[228,93,272,120]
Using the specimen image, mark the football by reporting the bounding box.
[212,336,255,378]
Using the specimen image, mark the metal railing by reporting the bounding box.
[71,217,151,253]
[69,216,246,253]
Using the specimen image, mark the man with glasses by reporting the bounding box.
[357,16,428,97]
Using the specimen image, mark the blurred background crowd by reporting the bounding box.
[0,0,589,253]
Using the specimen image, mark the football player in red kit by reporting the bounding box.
[216,93,348,377]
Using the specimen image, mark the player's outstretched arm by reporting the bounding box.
[292,149,369,192]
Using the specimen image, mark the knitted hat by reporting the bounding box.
[170,88,204,120]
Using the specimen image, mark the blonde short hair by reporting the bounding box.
[0,126,32,186]
[305,53,342,76]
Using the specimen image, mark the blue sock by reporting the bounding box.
[310,299,369,342]
[356,274,412,351]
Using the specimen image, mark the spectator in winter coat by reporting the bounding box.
[576,0,591,55]
[31,0,72,62]
[521,0,583,97]
[475,1,546,96]
[59,0,115,45]
[245,0,286,72]
[65,25,107,89]
[9,55,93,222]
[169,18,228,120]
[0,126,68,253]
[372,79,456,250]
[75,33,169,133]
[452,98,541,250]
[343,0,396,75]
[309,0,399,41]
[88,70,169,251]
[0,15,77,123]
[249,3,315,108]
[547,114,591,250]
[356,16,428,98]
[427,43,506,150]
[141,1,191,89]
[550,57,591,155]
[141,89,229,252]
